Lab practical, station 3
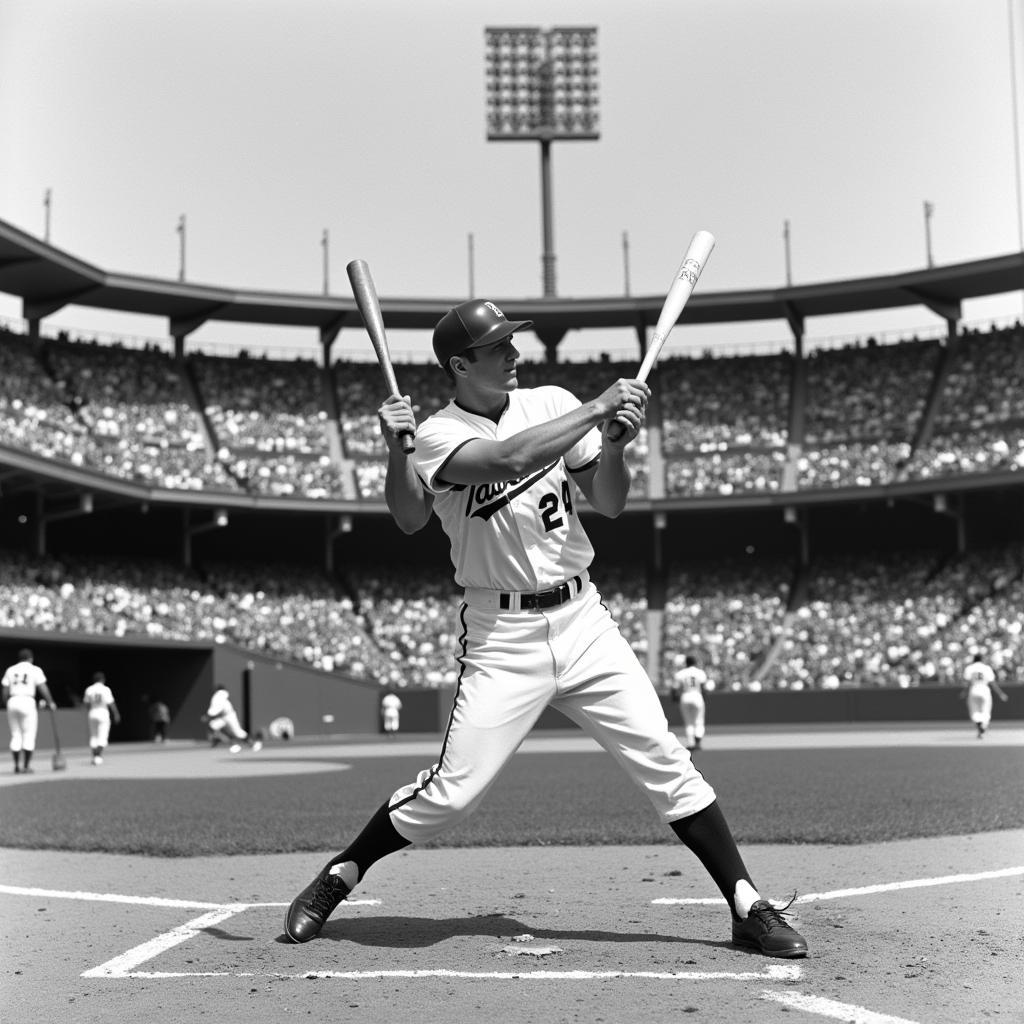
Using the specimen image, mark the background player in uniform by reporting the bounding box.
[2,648,56,774]
[285,300,807,959]
[83,671,120,765]
[670,654,712,751]
[961,652,1008,738]
[202,685,262,753]
[380,689,402,737]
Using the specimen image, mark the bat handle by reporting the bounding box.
[399,430,415,454]
[605,358,654,444]
[605,420,627,443]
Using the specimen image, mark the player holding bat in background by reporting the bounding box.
[285,298,808,958]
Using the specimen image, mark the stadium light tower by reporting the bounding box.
[485,26,599,298]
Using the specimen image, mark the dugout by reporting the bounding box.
[0,630,382,745]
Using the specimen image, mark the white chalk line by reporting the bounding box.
[762,989,921,1024]
[651,866,1024,906]
[0,883,379,911]
[83,907,248,978]
[282,964,803,982]
[102,965,805,982]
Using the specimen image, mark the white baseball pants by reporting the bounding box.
[680,694,706,748]
[967,687,993,727]
[88,710,112,748]
[388,579,716,843]
[6,696,39,752]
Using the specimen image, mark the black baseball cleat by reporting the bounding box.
[732,899,808,958]
[284,863,352,943]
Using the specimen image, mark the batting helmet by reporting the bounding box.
[432,300,533,367]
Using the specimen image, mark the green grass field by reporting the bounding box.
[1,745,1021,856]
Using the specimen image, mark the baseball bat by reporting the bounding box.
[47,703,66,771]
[346,258,415,453]
[606,229,716,441]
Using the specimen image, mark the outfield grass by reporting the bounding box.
[2,745,1022,857]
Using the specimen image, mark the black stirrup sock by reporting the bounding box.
[670,800,755,918]
[330,799,411,882]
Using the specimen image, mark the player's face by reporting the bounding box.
[467,336,520,391]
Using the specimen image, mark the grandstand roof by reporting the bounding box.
[0,216,1021,343]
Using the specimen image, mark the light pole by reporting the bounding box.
[322,228,330,295]
[923,201,935,267]
[622,229,631,297]
[43,189,52,243]
[1010,0,1024,253]
[468,232,476,298]
[783,219,793,286]
[485,26,599,298]
[177,214,187,281]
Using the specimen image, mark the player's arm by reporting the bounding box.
[570,392,647,518]
[110,700,122,726]
[991,679,1009,701]
[380,395,433,534]
[38,681,56,710]
[440,379,648,486]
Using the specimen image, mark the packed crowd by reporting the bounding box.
[0,550,394,683]
[761,545,1024,691]
[661,556,792,687]
[2,321,1023,498]
[4,540,1018,692]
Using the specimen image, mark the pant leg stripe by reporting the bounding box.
[388,602,470,814]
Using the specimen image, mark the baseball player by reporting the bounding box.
[202,686,262,753]
[670,654,712,751]
[380,689,402,737]
[2,648,56,774]
[285,300,807,958]
[961,653,1008,738]
[82,671,121,765]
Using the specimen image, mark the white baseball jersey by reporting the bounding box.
[381,694,402,715]
[675,666,708,698]
[206,689,234,718]
[412,386,601,590]
[2,660,47,698]
[83,681,116,715]
[964,661,995,693]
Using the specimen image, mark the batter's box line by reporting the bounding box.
[81,899,373,980]
[650,866,1024,906]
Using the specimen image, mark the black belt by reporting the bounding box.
[499,576,583,611]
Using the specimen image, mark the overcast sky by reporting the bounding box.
[1,0,1021,363]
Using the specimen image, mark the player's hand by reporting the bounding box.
[378,394,418,454]
[595,379,648,444]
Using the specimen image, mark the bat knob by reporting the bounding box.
[605,420,627,443]
[400,431,416,454]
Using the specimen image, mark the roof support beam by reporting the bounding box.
[169,303,230,342]
[782,301,805,358]
[23,287,100,322]
[901,287,961,325]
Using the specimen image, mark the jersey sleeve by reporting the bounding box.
[543,386,602,472]
[411,415,478,494]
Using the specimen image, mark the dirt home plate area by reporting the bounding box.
[2,728,1022,1024]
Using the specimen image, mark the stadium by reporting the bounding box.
[1,4,1022,1023]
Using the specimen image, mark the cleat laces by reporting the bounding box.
[308,873,346,920]
[750,894,798,932]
